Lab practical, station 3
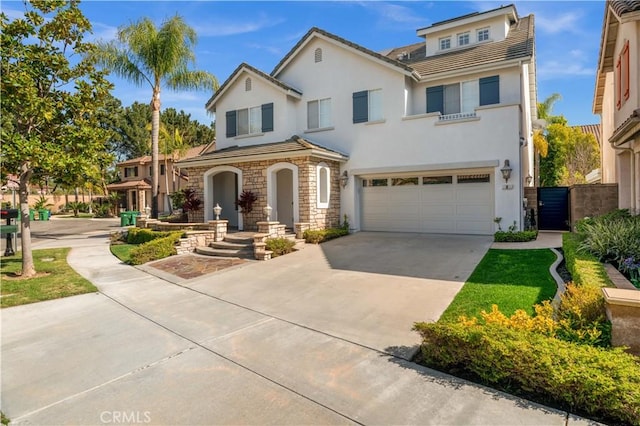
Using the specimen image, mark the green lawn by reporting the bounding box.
[110,243,136,264]
[439,249,558,322]
[0,248,97,308]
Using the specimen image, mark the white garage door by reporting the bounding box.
[361,172,494,235]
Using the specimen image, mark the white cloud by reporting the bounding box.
[246,43,282,56]
[537,60,594,80]
[87,22,118,42]
[535,11,583,34]
[357,1,425,28]
[192,13,284,37]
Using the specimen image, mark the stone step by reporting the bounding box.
[211,241,252,250]
[224,234,255,244]
[195,246,253,258]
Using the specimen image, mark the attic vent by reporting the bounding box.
[245,77,252,91]
[314,48,323,63]
[396,51,409,60]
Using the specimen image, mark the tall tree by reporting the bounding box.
[92,15,218,218]
[1,0,113,277]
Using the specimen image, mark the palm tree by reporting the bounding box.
[92,15,217,218]
[533,93,561,186]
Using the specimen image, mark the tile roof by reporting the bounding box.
[391,14,534,77]
[609,0,640,16]
[577,124,602,147]
[205,63,302,110]
[117,144,211,166]
[181,135,348,164]
[271,27,416,78]
[106,179,151,191]
[417,4,517,31]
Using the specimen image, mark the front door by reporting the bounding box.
[537,187,569,230]
[276,169,294,228]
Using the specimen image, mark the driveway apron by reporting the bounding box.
[1,230,588,425]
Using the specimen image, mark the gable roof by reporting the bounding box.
[417,4,518,32]
[271,27,418,79]
[593,0,640,113]
[389,14,534,79]
[205,62,302,112]
[117,144,211,167]
[177,135,348,168]
[577,124,602,147]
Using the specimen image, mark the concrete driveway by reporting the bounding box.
[1,231,587,425]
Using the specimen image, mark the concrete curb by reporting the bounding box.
[550,248,566,305]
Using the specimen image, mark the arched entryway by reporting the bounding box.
[267,162,299,228]
[204,166,242,229]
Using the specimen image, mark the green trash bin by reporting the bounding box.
[120,212,130,226]
[130,211,139,226]
[38,209,50,221]
[29,209,35,221]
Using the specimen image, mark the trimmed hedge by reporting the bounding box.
[303,228,348,244]
[265,237,296,257]
[562,233,612,288]
[413,321,640,425]
[127,228,183,245]
[494,230,538,242]
[128,232,182,265]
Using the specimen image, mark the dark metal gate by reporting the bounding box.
[537,187,570,231]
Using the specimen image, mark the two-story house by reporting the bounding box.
[179,4,537,234]
[107,143,213,213]
[594,0,640,212]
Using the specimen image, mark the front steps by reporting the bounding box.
[195,231,302,260]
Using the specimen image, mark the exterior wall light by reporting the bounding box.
[500,159,513,183]
[263,204,272,221]
[525,174,533,186]
[213,203,222,220]
[340,171,349,188]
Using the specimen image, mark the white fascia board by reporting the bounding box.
[351,160,500,177]
[417,58,529,83]
[206,67,302,112]
[177,149,347,169]
[417,7,517,37]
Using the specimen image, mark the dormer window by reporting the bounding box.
[314,48,323,63]
[439,37,451,50]
[245,77,252,91]
[477,28,490,42]
[458,32,470,46]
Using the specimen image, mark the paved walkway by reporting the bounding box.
[1,229,591,425]
[491,231,564,249]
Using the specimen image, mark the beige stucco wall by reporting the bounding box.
[569,183,619,229]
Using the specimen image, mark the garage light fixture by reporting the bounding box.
[500,160,513,183]
[340,171,349,188]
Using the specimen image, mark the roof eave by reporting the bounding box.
[417,56,530,82]
[177,149,348,169]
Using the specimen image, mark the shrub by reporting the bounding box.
[303,227,348,244]
[556,283,610,347]
[562,233,612,288]
[92,203,111,218]
[126,228,182,245]
[577,213,640,264]
[413,321,640,425]
[493,230,538,242]
[128,233,181,265]
[236,190,258,214]
[265,237,296,257]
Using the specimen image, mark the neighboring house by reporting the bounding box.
[594,0,640,212]
[578,124,603,183]
[179,4,537,234]
[107,143,214,213]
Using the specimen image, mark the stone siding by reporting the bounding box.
[185,157,341,230]
[569,183,618,229]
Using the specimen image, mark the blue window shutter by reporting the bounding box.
[426,86,444,113]
[479,75,500,106]
[261,103,274,132]
[353,91,368,123]
[225,110,237,137]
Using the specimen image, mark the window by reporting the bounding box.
[245,77,252,91]
[439,37,451,50]
[362,178,388,187]
[423,176,452,185]
[124,166,138,178]
[225,103,273,137]
[458,32,470,46]
[477,28,489,42]
[307,98,332,129]
[353,89,383,123]
[458,174,490,183]
[149,164,166,176]
[392,177,419,186]
[617,40,630,110]
[317,163,330,208]
[426,75,499,115]
[314,48,323,63]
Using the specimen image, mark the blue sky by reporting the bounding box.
[3,1,605,126]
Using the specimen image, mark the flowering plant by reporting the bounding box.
[620,257,640,289]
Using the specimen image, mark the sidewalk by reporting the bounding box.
[1,230,594,425]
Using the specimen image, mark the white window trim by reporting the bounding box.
[476,27,490,42]
[307,97,332,130]
[368,89,383,122]
[439,36,451,50]
[457,31,470,46]
[237,106,261,136]
[316,163,331,209]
